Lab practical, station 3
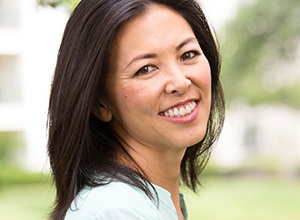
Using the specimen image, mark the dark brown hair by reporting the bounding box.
[47,0,225,219]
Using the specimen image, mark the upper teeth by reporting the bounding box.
[162,101,197,117]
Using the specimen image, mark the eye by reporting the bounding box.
[135,65,157,76]
[180,51,200,61]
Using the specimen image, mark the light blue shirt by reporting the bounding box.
[65,181,188,220]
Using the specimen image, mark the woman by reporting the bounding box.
[47,0,225,219]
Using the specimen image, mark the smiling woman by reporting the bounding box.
[47,0,225,220]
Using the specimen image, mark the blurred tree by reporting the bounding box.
[37,0,80,11]
[221,0,300,108]
[0,132,23,166]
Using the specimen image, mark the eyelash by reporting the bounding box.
[135,65,157,76]
[180,50,200,61]
[134,50,201,76]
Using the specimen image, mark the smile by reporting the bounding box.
[160,101,197,117]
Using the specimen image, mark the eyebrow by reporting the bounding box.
[176,37,198,51]
[125,37,198,69]
[126,53,157,69]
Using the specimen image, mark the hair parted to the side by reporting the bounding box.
[47,0,225,219]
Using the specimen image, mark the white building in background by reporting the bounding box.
[0,0,67,171]
[212,104,300,176]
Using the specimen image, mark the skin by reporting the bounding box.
[97,4,211,219]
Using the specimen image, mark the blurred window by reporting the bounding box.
[0,55,22,103]
[0,0,20,27]
[244,125,259,153]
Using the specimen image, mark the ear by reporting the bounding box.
[93,103,112,122]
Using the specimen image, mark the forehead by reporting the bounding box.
[113,4,195,55]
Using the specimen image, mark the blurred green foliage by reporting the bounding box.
[0,132,23,165]
[0,165,51,187]
[0,132,31,187]
[37,0,80,11]
[0,132,46,187]
[221,0,300,108]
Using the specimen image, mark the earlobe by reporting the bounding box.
[93,104,112,122]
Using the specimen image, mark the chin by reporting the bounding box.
[187,130,207,147]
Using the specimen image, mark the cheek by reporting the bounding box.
[121,85,144,101]
[195,59,212,94]
[206,69,212,106]
[119,83,161,118]
[114,84,148,113]
[203,58,212,88]
[207,70,212,98]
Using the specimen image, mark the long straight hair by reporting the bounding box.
[47,0,225,219]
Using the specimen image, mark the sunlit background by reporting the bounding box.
[0,0,299,219]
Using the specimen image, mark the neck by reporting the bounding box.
[123,145,185,186]
[118,143,186,219]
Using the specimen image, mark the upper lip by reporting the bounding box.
[160,98,198,113]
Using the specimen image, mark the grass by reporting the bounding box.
[185,176,300,220]
[0,176,299,220]
[0,182,55,220]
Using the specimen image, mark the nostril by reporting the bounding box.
[186,79,191,87]
[165,76,191,95]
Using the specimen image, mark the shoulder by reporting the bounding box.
[65,181,163,220]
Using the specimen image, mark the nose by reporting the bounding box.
[165,67,191,95]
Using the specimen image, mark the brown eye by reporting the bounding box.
[180,51,199,61]
[135,65,157,76]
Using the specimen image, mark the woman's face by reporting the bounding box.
[101,4,211,152]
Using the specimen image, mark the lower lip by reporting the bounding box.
[159,103,199,124]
